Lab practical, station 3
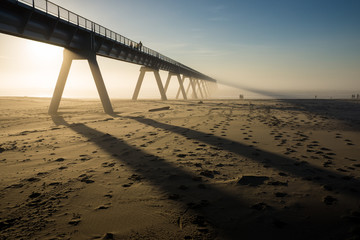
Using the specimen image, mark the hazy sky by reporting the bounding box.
[0,0,359,98]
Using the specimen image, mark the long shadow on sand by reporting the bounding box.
[269,99,360,131]
[144,99,360,131]
[226,85,360,131]
[52,114,359,240]
[122,115,360,196]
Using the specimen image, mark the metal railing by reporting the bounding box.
[16,0,188,69]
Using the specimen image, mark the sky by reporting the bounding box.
[0,0,359,99]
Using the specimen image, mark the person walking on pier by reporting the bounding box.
[138,41,143,51]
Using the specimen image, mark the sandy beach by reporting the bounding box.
[0,97,359,239]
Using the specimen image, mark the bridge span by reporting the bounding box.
[0,0,217,113]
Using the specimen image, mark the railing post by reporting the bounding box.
[46,0,48,14]
[32,0,35,8]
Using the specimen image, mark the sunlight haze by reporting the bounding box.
[0,0,359,99]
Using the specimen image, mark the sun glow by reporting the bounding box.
[8,39,64,97]
[25,40,62,60]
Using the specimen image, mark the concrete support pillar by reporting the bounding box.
[132,66,167,100]
[48,48,113,114]
[176,86,181,99]
[154,70,167,100]
[175,75,184,99]
[201,80,208,98]
[196,79,204,99]
[88,55,113,114]
[176,76,214,100]
[48,50,72,114]
[204,81,210,97]
[176,74,187,100]
[166,72,187,100]
[181,76,197,99]
[132,69,146,100]
[185,81,192,96]
[164,73,171,93]
[189,77,198,99]
[204,81,212,97]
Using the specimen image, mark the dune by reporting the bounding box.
[0,97,359,239]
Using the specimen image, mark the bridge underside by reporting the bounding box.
[0,0,217,113]
[47,48,216,114]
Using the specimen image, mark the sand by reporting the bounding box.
[0,97,359,239]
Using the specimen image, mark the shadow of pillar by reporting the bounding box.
[50,113,360,239]
[51,114,253,239]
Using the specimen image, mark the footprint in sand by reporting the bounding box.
[79,174,94,184]
[96,203,111,210]
[29,192,41,199]
[335,133,342,139]
[345,139,355,146]
[104,192,113,198]
[102,162,115,168]
[178,185,189,190]
[323,195,337,205]
[26,177,41,182]
[323,160,333,167]
[237,176,269,186]
[79,154,92,161]
[251,202,272,211]
[275,192,288,197]
[68,214,81,226]
[200,170,220,178]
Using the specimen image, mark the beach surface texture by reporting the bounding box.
[0,97,359,239]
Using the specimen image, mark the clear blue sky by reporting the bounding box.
[0,0,359,98]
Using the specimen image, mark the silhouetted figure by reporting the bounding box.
[138,41,143,51]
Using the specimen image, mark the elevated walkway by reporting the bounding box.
[0,0,217,113]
